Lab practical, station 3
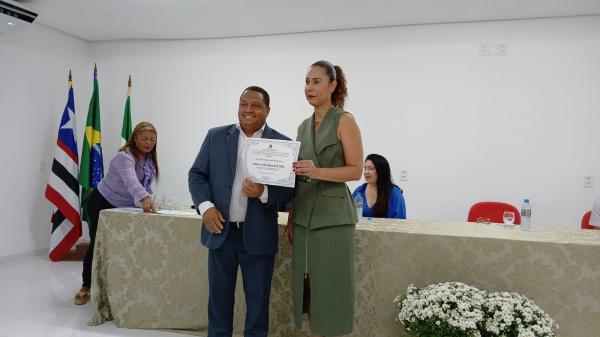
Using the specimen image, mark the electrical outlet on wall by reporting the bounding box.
[479,43,507,56]
[399,170,408,181]
[584,176,593,188]
[479,44,490,56]
[497,44,507,55]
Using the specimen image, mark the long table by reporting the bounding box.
[89,209,600,336]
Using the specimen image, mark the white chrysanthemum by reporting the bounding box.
[395,282,487,336]
[395,283,557,337]
[482,292,558,337]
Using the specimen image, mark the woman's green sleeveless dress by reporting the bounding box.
[292,106,358,336]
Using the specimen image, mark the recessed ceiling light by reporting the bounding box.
[7,22,15,26]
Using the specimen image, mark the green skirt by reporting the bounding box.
[292,223,355,336]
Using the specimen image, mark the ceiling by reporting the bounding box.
[14,0,600,41]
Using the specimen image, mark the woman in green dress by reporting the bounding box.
[285,60,363,337]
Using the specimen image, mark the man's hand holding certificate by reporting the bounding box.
[245,138,300,188]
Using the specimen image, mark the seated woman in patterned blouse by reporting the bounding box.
[74,122,160,305]
[352,153,406,219]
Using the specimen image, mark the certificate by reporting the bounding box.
[245,138,300,188]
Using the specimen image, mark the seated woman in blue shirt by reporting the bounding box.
[352,154,406,219]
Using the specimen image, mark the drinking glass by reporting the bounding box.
[152,194,167,211]
[502,211,515,228]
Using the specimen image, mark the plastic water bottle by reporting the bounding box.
[520,199,531,231]
[354,194,363,221]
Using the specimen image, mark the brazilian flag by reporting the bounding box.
[79,64,104,222]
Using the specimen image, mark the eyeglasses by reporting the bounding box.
[476,217,491,224]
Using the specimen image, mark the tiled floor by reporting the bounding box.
[0,254,183,337]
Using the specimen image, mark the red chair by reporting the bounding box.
[468,201,521,225]
[581,211,598,229]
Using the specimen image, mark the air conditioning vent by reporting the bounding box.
[0,0,38,33]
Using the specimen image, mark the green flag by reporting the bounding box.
[79,64,104,222]
[121,75,132,146]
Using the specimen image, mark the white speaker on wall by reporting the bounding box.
[0,0,37,34]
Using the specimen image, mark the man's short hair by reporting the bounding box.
[241,86,270,107]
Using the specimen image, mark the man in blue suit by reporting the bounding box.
[189,86,294,337]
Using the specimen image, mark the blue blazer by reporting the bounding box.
[188,124,294,255]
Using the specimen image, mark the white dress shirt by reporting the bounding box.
[198,124,268,220]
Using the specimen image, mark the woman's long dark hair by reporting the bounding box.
[367,153,395,217]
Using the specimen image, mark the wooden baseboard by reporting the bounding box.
[62,243,89,261]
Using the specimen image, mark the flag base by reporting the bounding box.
[62,243,89,261]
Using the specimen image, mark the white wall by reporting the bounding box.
[3,15,599,259]
[0,25,90,259]
[91,15,600,229]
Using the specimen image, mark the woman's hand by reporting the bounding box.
[293,160,319,178]
[140,196,156,213]
[284,223,293,245]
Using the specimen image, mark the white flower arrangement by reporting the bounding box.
[481,292,558,337]
[394,282,558,337]
[394,282,486,337]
